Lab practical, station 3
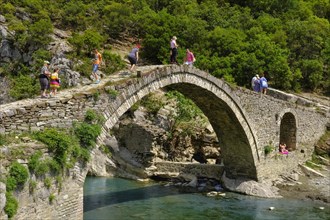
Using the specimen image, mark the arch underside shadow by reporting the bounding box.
[102,70,259,180]
[167,83,257,179]
[280,112,297,151]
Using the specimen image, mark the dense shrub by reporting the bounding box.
[4,192,18,218]
[140,94,165,115]
[102,50,126,75]
[9,74,39,100]
[33,128,73,165]
[28,150,42,172]
[74,123,101,150]
[6,161,29,191]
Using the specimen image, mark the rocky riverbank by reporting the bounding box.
[275,163,330,204]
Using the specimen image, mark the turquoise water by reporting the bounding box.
[84,176,330,220]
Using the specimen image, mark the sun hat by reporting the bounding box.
[44,60,50,64]
[172,36,177,40]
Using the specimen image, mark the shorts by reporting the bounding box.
[128,56,137,65]
[39,78,49,90]
[92,64,99,73]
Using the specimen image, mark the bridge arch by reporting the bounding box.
[101,66,260,180]
[277,109,298,151]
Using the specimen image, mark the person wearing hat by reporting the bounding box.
[128,44,141,72]
[39,61,51,98]
[251,74,260,92]
[170,36,179,64]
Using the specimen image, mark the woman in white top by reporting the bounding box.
[170,36,178,64]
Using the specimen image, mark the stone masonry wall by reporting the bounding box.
[0,145,114,220]
[232,87,329,180]
[153,162,224,180]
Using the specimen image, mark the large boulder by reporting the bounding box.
[222,172,281,198]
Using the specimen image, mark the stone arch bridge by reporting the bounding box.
[0,65,329,219]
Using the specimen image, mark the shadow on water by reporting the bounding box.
[84,183,186,212]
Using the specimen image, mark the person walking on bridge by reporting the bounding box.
[39,60,51,98]
[91,49,102,84]
[128,44,140,72]
[183,49,195,66]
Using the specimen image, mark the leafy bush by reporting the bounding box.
[5,177,17,192]
[28,150,42,172]
[29,180,37,194]
[33,128,73,165]
[102,50,126,75]
[84,109,105,124]
[74,123,101,150]
[9,74,39,100]
[166,91,205,123]
[264,145,274,155]
[105,88,118,99]
[44,177,51,189]
[34,160,50,177]
[49,193,55,204]
[4,192,18,218]
[6,161,29,191]
[140,94,165,115]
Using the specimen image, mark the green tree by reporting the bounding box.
[28,18,53,47]
[69,29,104,56]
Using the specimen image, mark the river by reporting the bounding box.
[83,176,330,220]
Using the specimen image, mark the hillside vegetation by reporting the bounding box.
[0,0,329,96]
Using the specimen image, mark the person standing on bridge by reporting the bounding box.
[183,48,196,66]
[91,49,102,84]
[251,74,260,92]
[128,44,140,72]
[39,60,51,98]
[260,72,268,94]
[170,36,179,64]
[49,67,60,97]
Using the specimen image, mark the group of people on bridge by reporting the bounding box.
[39,61,60,98]
[251,72,268,94]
